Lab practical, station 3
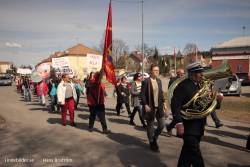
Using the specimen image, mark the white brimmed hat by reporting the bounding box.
[186,62,204,72]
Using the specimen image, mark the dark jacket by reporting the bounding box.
[117,83,130,103]
[140,78,165,121]
[168,76,179,89]
[22,80,31,89]
[171,78,206,136]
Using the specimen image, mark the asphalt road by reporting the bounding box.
[0,81,249,167]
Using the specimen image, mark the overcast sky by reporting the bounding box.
[0,0,249,67]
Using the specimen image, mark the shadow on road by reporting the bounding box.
[225,125,250,132]
[241,93,250,97]
[227,164,250,167]
[206,129,248,140]
[117,148,168,167]
[202,136,250,153]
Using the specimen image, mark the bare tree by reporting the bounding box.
[91,32,129,68]
[182,43,196,56]
[134,43,154,57]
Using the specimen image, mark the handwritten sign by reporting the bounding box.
[52,57,69,67]
[17,68,32,74]
[55,67,74,76]
[86,54,103,67]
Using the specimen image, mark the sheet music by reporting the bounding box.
[212,78,228,92]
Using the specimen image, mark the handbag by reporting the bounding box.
[142,79,151,120]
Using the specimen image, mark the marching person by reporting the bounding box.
[48,77,60,113]
[140,64,168,152]
[87,70,111,134]
[116,76,132,117]
[72,78,84,110]
[36,80,48,106]
[22,76,32,102]
[166,68,185,137]
[115,78,125,113]
[57,73,77,127]
[129,72,147,129]
[171,62,224,167]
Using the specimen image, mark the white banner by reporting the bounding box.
[55,67,74,76]
[52,57,69,67]
[17,68,32,74]
[86,54,103,67]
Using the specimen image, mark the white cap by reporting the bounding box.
[186,62,204,72]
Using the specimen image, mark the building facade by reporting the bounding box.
[211,36,250,75]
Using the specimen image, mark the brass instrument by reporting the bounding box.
[167,60,232,120]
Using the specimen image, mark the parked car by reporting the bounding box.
[0,75,12,86]
[125,72,149,82]
[221,74,241,96]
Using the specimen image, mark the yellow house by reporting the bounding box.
[57,44,102,78]
[0,62,11,74]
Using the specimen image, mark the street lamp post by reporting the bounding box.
[73,36,79,66]
[141,0,144,80]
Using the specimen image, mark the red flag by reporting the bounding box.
[102,2,117,88]
[174,46,176,58]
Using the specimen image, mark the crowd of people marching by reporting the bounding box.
[12,62,250,167]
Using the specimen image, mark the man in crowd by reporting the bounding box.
[171,62,224,167]
[166,68,185,137]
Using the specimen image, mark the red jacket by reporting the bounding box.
[87,74,105,105]
[36,81,48,96]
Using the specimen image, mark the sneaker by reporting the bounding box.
[103,129,111,134]
[62,123,66,126]
[129,121,136,126]
[153,137,159,150]
[52,111,56,113]
[149,142,159,152]
[216,122,223,128]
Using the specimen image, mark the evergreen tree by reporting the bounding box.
[153,46,159,61]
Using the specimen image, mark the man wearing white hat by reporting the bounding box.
[171,62,223,167]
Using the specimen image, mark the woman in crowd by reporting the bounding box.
[48,77,60,113]
[85,72,95,98]
[87,70,111,134]
[114,78,125,113]
[129,73,147,129]
[57,73,77,126]
[22,76,32,102]
[36,80,48,106]
[72,78,84,110]
[140,64,168,152]
[116,76,132,117]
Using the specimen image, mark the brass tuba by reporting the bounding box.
[167,60,232,120]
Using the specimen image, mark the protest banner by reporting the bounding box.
[55,67,74,76]
[17,68,32,74]
[52,57,69,67]
[86,54,103,67]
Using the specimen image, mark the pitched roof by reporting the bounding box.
[130,51,146,61]
[59,44,101,57]
[0,62,10,65]
[212,36,250,48]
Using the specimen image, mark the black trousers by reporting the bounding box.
[75,95,80,109]
[88,104,107,130]
[116,102,131,115]
[130,106,145,125]
[178,134,205,167]
[166,119,176,131]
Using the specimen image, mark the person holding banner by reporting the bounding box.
[87,71,111,134]
[57,73,77,127]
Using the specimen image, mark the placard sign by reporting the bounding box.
[52,57,69,67]
[86,54,103,67]
[55,67,74,76]
[17,68,32,74]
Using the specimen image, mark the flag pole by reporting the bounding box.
[97,0,112,104]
